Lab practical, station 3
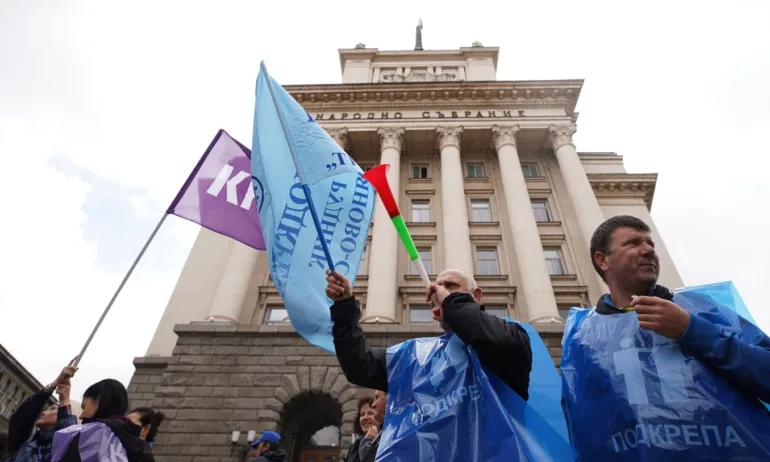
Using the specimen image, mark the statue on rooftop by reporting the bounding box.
[415,18,424,51]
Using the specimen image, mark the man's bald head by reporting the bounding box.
[436,269,482,302]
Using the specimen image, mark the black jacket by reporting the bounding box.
[595,285,674,315]
[5,388,54,458]
[251,448,287,462]
[331,292,533,399]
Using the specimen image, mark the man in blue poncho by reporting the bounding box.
[325,268,532,399]
[562,215,770,460]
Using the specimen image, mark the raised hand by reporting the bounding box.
[325,270,353,302]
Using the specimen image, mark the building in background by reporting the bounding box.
[0,344,56,435]
[129,35,683,462]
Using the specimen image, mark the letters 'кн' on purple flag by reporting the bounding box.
[168,129,266,250]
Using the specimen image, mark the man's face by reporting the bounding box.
[433,270,482,326]
[371,391,387,423]
[598,227,659,289]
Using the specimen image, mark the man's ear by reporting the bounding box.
[594,251,610,275]
[472,287,482,303]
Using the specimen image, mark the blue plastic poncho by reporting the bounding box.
[377,323,575,461]
[562,281,770,461]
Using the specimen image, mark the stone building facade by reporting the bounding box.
[0,343,56,437]
[128,40,683,462]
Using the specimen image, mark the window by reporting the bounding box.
[409,304,434,323]
[466,163,486,178]
[410,248,432,275]
[531,200,551,223]
[521,163,541,178]
[411,200,431,223]
[360,164,375,172]
[476,247,500,276]
[357,245,368,275]
[470,199,492,222]
[544,248,566,275]
[411,164,429,179]
[558,305,575,320]
[265,306,290,324]
[484,305,508,319]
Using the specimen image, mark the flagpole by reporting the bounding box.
[260,61,335,272]
[73,213,169,367]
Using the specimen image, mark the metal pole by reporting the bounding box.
[73,213,169,366]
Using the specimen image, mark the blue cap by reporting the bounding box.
[251,431,281,447]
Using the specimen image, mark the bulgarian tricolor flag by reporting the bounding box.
[363,165,437,309]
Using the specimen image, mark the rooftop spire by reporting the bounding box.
[415,18,423,51]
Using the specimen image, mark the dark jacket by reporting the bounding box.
[58,417,154,462]
[4,388,75,462]
[251,448,287,462]
[345,434,379,462]
[596,284,770,403]
[331,292,533,399]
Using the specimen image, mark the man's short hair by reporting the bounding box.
[590,215,651,281]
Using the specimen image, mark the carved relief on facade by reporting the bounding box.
[548,124,577,151]
[377,128,405,151]
[436,126,463,150]
[491,124,520,150]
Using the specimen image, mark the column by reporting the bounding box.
[437,126,475,276]
[549,124,608,291]
[206,242,260,323]
[362,128,405,323]
[492,126,561,322]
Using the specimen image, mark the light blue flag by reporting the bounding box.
[251,62,375,353]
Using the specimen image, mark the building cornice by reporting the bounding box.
[0,343,46,391]
[285,80,583,115]
[588,173,658,210]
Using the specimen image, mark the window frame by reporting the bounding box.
[410,163,430,180]
[521,163,541,178]
[531,199,552,223]
[470,198,493,223]
[466,162,486,179]
[410,199,431,223]
[410,246,433,276]
[543,247,567,276]
[264,306,290,324]
[475,246,501,276]
[408,303,435,324]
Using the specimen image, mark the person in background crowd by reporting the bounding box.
[3,361,78,462]
[0,432,7,457]
[352,391,386,462]
[58,379,153,462]
[249,431,286,462]
[326,269,533,399]
[346,397,376,462]
[127,407,165,447]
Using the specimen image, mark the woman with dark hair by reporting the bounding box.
[345,397,376,462]
[127,407,164,446]
[54,379,154,462]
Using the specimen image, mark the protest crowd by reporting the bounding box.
[2,62,769,461]
[2,214,768,461]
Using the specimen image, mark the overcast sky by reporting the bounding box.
[1,0,768,398]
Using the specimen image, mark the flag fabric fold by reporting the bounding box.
[168,129,266,250]
[251,64,374,353]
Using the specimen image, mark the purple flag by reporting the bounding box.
[52,422,128,461]
[168,129,266,250]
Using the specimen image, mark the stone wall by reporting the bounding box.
[127,323,564,462]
